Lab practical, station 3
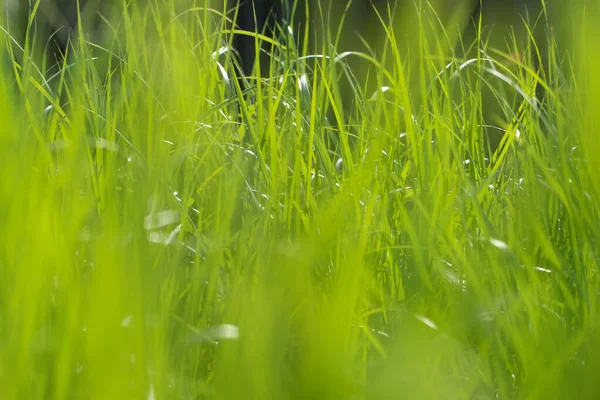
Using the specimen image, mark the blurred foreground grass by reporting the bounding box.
[1,1,600,399]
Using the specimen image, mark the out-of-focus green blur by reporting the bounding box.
[0,0,599,398]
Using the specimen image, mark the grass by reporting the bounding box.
[1,0,599,398]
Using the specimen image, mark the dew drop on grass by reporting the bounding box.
[121,315,133,328]
[414,314,439,331]
[489,238,509,250]
[369,86,391,99]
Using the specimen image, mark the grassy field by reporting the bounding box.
[1,1,599,398]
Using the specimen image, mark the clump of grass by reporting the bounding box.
[0,1,599,399]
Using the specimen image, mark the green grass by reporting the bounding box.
[1,1,599,398]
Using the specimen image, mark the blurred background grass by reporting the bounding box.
[0,0,599,398]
